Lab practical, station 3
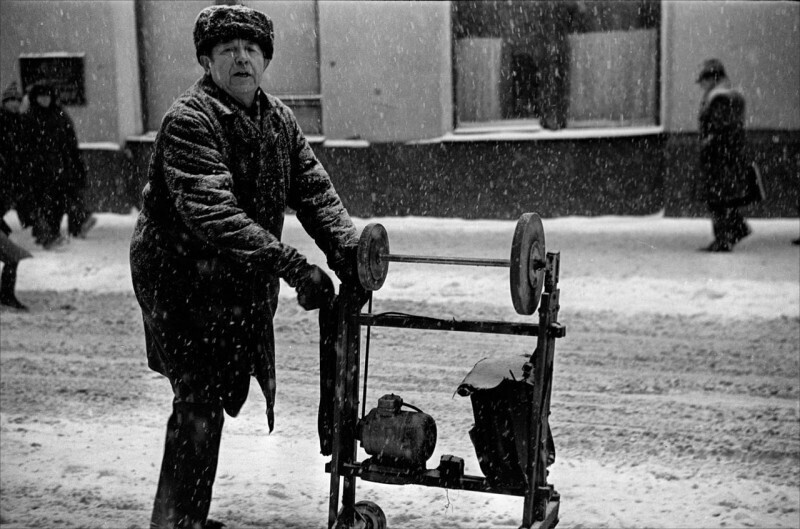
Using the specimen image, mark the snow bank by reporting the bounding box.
[4,210,798,319]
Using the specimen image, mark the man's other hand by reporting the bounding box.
[296,265,335,310]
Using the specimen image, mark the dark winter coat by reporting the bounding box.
[698,83,748,206]
[0,107,27,216]
[129,74,358,429]
[21,98,87,223]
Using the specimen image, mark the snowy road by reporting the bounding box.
[6,211,800,319]
[1,211,798,528]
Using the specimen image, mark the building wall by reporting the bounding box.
[137,0,209,132]
[663,131,800,218]
[663,0,800,132]
[123,129,798,219]
[318,1,453,142]
[0,0,141,143]
[2,1,798,219]
[139,0,324,133]
[5,1,796,141]
[110,1,144,142]
[316,137,667,218]
[660,1,800,217]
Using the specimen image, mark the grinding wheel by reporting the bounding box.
[357,223,389,291]
[510,213,545,315]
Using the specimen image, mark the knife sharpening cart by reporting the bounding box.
[325,213,565,529]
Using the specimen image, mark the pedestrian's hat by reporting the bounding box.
[696,58,727,83]
[28,80,56,100]
[193,4,274,63]
[2,81,22,103]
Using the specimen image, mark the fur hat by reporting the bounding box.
[2,81,22,103]
[28,80,56,100]
[696,58,727,83]
[193,4,274,63]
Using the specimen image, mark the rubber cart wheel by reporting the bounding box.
[354,501,386,529]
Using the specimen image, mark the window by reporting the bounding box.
[19,53,86,106]
[452,0,660,130]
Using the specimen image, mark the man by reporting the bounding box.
[696,58,751,252]
[129,5,363,527]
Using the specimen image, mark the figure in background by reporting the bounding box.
[1,82,31,225]
[1,81,30,310]
[129,5,364,527]
[535,1,587,130]
[2,82,25,190]
[696,59,751,252]
[24,81,95,249]
[0,220,31,310]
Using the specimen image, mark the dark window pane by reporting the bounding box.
[453,0,660,129]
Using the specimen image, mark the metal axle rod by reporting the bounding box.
[380,253,509,267]
[357,214,547,314]
[380,253,546,271]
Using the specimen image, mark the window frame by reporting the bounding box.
[450,0,662,135]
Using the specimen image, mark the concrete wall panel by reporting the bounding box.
[319,1,453,142]
[0,0,123,142]
[665,1,800,132]
[138,0,210,131]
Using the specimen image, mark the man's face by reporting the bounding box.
[201,39,268,107]
[36,94,52,108]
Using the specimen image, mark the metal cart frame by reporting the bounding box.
[326,251,564,529]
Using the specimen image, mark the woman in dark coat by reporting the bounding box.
[130,5,363,527]
[24,81,94,248]
[696,59,751,252]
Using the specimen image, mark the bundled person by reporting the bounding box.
[1,81,31,310]
[1,81,27,210]
[24,81,95,249]
[1,81,35,228]
[128,5,364,528]
[696,59,752,252]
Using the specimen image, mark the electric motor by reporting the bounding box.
[359,394,437,468]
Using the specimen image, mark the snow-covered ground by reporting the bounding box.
[7,210,799,319]
[1,210,799,529]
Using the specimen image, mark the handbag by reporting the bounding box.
[722,161,766,208]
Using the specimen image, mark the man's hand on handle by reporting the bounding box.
[296,264,335,311]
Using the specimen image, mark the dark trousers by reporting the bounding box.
[66,189,91,236]
[29,185,91,243]
[709,204,749,248]
[31,198,63,245]
[151,400,224,529]
[0,262,18,297]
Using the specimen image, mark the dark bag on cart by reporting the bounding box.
[458,357,555,491]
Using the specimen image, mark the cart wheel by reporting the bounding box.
[334,508,366,529]
[354,501,386,529]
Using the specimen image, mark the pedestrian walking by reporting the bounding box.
[696,59,752,252]
[128,5,364,527]
[1,81,30,225]
[1,81,32,310]
[23,81,95,249]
